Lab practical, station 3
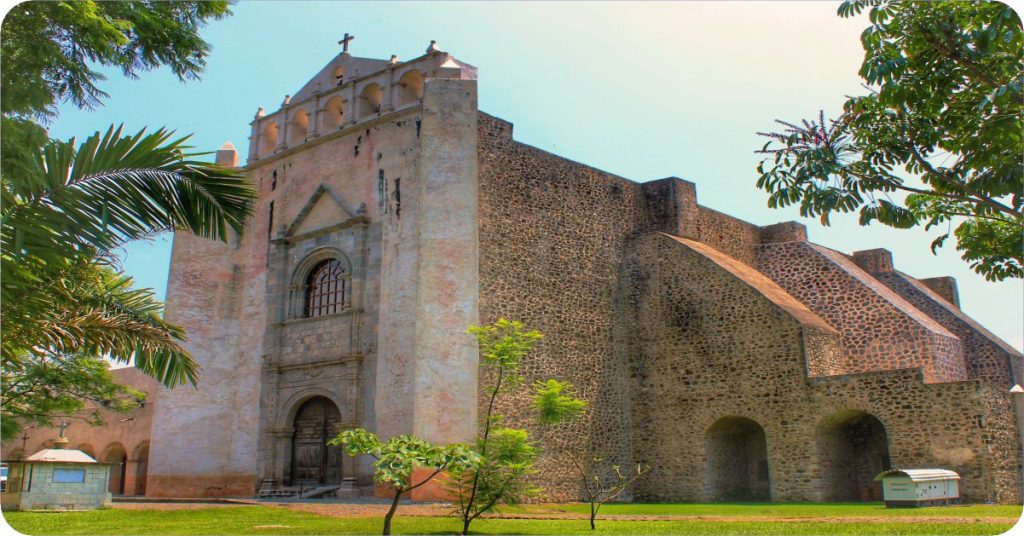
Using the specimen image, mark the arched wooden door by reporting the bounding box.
[290,397,342,486]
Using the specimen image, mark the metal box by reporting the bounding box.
[875,469,960,507]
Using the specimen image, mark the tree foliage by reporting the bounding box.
[329,428,479,536]
[756,0,1022,281]
[0,1,252,439]
[1,350,144,442]
[448,320,587,535]
[1,1,231,119]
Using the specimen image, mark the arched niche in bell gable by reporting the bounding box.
[395,69,424,107]
[286,108,311,146]
[259,120,280,157]
[357,83,383,120]
[321,95,346,131]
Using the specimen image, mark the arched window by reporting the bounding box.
[305,259,348,317]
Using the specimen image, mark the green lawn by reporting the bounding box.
[3,504,1020,536]
[501,502,1024,519]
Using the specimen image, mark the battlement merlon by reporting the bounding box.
[247,49,477,164]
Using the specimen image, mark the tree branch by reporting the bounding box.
[905,143,1020,218]
[918,24,1001,88]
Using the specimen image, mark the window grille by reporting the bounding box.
[304,259,347,317]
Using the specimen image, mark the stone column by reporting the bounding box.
[382,67,396,113]
[123,461,140,496]
[311,93,321,138]
[1012,385,1024,456]
[335,445,359,498]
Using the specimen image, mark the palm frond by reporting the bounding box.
[2,124,256,270]
[2,257,199,387]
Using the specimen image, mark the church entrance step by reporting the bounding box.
[299,485,341,499]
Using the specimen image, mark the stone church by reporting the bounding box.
[141,40,1023,503]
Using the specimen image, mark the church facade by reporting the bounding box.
[146,43,1023,503]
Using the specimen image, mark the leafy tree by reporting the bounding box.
[329,428,479,536]
[2,1,231,119]
[756,0,1022,281]
[448,320,586,535]
[0,1,254,439]
[568,455,650,530]
[1,350,144,442]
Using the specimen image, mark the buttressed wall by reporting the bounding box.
[149,45,1022,503]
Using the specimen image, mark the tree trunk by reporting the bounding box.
[462,514,472,535]
[590,501,597,530]
[382,490,403,535]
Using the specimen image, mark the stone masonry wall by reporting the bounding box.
[476,112,1018,503]
[757,242,967,383]
[621,232,837,500]
[619,233,1004,502]
[696,207,761,265]
[477,113,691,501]
[868,266,1022,503]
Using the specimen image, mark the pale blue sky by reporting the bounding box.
[40,1,1023,350]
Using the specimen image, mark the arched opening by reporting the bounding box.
[101,443,128,495]
[76,443,96,459]
[260,122,279,156]
[816,410,891,501]
[395,70,424,107]
[287,110,309,145]
[289,397,342,487]
[304,258,349,317]
[705,416,771,501]
[322,96,345,130]
[358,83,383,119]
[131,441,150,496]
[332,65,345,85]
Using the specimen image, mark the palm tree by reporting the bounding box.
[1,125,257,437]
[1,260,170,439]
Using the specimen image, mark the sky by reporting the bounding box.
[38,1,1023,351]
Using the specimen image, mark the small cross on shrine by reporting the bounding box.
[57,421,70,438]
[338,33,355,53]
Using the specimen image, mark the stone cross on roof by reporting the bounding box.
[57,421,70,438]
[338,32,355,53]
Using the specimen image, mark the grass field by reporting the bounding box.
[501,502,1024,519]
[3,503,1021,536]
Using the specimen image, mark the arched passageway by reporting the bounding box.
[816,410,891,501]
[289,396,342,487]
[102,443,128,495]
[705,416,771,501]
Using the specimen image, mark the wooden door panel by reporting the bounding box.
[290,397,343,485]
